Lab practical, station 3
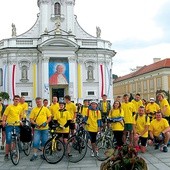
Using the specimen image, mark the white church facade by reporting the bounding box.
[0,0,116,105]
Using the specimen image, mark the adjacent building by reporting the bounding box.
[113,58,170,101]
[0,0,116,106]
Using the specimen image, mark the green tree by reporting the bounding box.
[0,92,10,100]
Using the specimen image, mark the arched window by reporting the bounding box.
[54,2,61,15]
[21,65,28,80]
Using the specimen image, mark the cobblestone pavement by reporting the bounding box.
[0,145,170,170]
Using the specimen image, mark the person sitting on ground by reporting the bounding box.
[148,112,170,152]
[133,106,150,153]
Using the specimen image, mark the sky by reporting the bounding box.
[0,0,170,76]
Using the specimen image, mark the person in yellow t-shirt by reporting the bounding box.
[64,95,77,135]
[121,94,135,145]
[108,101,124,147]
[18,96,28,119]
[131,93,143,113]
[157,93,170,124]
[84,100,101,157]
[53,100,72,145]
[49,96,59,118]
[99,94,111,127]
[149,112,170,152]
[29,97,51,161]
[0,97,6,150]
[79,99,89,117]
[2,95,23,161]
[133,106,150,153]
[146,98,160,121]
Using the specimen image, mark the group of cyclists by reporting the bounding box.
[0,92,170,163]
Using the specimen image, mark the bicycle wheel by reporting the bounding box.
[96,137,113,161]
[23,142,32,156]
[10,139,20,165]
[66,135,87,163]
[43,138,65,164]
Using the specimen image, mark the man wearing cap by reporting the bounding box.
[157,93,170,124]
[146,98,160,121]
[84,100,101,157]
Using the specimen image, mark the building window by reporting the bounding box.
[54,2,61,15]
[21,92,28,96]
[156,77,162,89]
[137,82,141,92]
[88,91,95,95]
[132,83,136,93]
[149,79,154,89]
[143,81,147,90]
[0,68,3,86]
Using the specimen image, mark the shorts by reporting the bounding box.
[124,124,133,131]
[0,125,5,131]
[5,126,20,144]
[88,131,97,143]
[139,137,147,146]
[33,129,48,149]
[69,123,75,130]
[57,133,69,139]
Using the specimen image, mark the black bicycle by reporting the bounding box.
[43,123,65,164]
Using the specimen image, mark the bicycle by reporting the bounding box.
[43,123,65,164]
[66,114,88,163]
[96,120,114,161]
[7,121,21,165]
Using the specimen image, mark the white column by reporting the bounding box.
[68,57,77,102]
[42,56,50,101]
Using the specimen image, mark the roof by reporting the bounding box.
[114,58,170,82]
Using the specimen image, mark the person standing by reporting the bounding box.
[79,99,89,117]
[108,101,124,147]
[0,97,6,150]
[2,95,23,160]
[49,96,59,118]
[157,93,170,124]
[146,98,160,121]
[18,96,28,120]
[131,93,143,114]
[133,106,150,153]
[84,101,101,156]
[29,97,51,161]
[64,95,77,135]
[99,94,111,127]
[121,94,135,145]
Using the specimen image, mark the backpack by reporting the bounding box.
[20,125,32,142]
[87,109,99,117]
[135,113,148,123]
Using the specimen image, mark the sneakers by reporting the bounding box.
[30,154,38,161]
[91,151,95,157]
[96,151,99,157]
[4,154,9,161]
[163,146,168,152]
[154,143,159,150]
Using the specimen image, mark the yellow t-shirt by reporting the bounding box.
[102,102,107,113]
[108,108,124,131]
[86,109,101,132]
[121,102,135,124]
[4,104,23,126]
[81,106,88,117]
[131,99,143,113]
[0,104,2,120]
[53,109,72,133]
[146,103,160,118]
[18,102,28,119]
[133,114,150,138]
[49,103,59,117]
[30,106,51,130]
[65,102,77,121]
[149,118,169,137]
[160,99,170,117]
